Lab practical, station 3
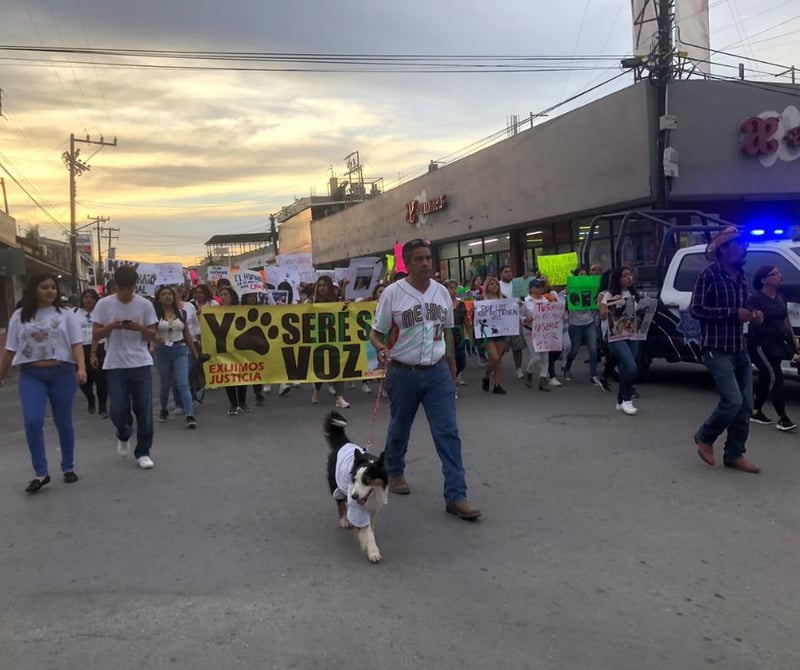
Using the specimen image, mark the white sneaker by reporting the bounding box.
[549,377,562,387]
[116,439,130,458]
[516,368,524,379]
[263,385,272,393]
[137,455,155,469]
[328,384,337,396]
[278,383,291,396]
[620,400,639,415]
[457,374,466,386]
[455,390,459,399]
[360,382,372,394]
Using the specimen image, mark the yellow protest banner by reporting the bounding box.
[199,302,385,387]
[537,252,578,287]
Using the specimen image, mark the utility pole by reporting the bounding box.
[86,215,110,285]
[62,133,117,295]
[655,0,674,210]
[104,225,120,260]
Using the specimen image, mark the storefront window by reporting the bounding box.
[524,224,555,274]
[578,217,613,273]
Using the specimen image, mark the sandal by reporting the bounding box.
[25,475,51,494]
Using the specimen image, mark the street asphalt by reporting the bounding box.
[1,353,799,670]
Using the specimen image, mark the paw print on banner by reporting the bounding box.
[232,308,280,356]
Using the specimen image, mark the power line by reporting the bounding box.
[0,158,69,233]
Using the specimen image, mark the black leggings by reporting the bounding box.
[750,346,786,417]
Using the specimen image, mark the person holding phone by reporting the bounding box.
[92,265,159,470]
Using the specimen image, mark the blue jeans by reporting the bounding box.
[565,322,598,378]
[154,343,193,416]
[608,339,639,403]
[697,349,752,463]
[384,359,467,503]
[19,364,78,476]
[172,342,196,409]
[106,366,154,458]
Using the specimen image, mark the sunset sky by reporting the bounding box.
[0,0,796,266]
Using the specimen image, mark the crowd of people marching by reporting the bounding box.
[1,236,796,493]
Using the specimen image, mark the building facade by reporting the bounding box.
[310,80,800,282]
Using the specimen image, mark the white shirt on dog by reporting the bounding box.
[333,443,383,529]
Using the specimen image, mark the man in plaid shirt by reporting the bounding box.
[691,227,763,473]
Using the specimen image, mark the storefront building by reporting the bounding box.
[310,79,800,282]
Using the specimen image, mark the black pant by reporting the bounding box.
[225,385,247,407]
[454,344,466,376]
[80,344,107,411]
[750,345,787,417]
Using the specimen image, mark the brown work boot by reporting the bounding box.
[694,434,714,466]
[724,457,761,474]
[388,477,410,495]
[445,499,482,521]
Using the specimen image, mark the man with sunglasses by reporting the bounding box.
[370,238,481,520]
[691,226,763,473]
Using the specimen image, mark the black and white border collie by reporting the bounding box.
[324,411,388,563]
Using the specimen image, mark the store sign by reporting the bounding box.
[739,106,800,167]
[405,190,448,227]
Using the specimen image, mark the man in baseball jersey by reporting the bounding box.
[370,238,481,520]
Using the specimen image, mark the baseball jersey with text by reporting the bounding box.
[373,279,453,366]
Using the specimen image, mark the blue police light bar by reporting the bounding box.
[750,229,765,236]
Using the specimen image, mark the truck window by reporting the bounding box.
[675,253,708,291]
[675,250,800,303]
[744,252,800,303]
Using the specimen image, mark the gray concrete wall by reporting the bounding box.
[312,82,656,264]
[0,211,16,247]
[668,80,800,199]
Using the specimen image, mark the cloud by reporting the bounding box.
[1,0,794,264]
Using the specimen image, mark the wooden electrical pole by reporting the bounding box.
[104,225,120,260]
[62,133,117,295]
[86,214,110,285]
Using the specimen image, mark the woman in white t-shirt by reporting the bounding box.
[0,273,87,493]
[599,266,640,415]
[152,286,199,428]
[521,277,553,392]
[74,288,108,417]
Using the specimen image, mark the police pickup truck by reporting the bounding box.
[581,210,800,379]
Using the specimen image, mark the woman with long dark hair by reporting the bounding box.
[74,288,108,417]
[217,286,250,414]
[599,266,640,415]
[748,265,798,431]
[0,273,87,493]
[310,275,350,408]
[445,280,467,396]
[152,286,198,428]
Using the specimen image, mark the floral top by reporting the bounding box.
[5,306,83,366]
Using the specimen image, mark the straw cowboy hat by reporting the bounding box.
[705,226,743,261]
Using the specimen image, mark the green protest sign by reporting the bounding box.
[566,275,602,311]
[511,277,528,298]
[538,252,578,287]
